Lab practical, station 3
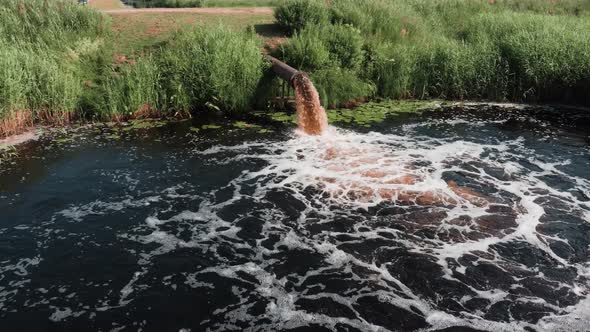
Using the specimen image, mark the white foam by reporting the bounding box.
[25,115,589,330]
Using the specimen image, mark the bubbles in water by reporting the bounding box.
[1,108,589,331]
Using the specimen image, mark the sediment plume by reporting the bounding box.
[292,73,328,135]
[290,73,486,206]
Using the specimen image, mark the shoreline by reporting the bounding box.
[0,129,40,149]
[1,100,588,146]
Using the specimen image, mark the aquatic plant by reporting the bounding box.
[0,145,18,166]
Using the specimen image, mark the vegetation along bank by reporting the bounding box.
[1,0,589,138]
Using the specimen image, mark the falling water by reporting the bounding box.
[292,74,486,207]
[292,73,328,135]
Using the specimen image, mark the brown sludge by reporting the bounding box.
[292,73,328,136]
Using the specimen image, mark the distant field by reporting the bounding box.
[110,11,275,54]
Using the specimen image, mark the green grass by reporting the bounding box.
[103,25,265,118]
[0,0,110,136]
[109,11,273,55]
[0,1,270,136]
[274,0,590,106]
[3,0,590,137]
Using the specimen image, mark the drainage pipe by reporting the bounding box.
[265,55,301,87]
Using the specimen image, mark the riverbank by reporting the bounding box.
[2,0,590,140]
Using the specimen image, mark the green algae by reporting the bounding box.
[54,138,74,144]
[0,146,18,166]
[268,112,297,124]
[233,121,261,129]
[327,100,435,127]
[121,119,168,132]
[201,124,222,130]
[254,101,435,128]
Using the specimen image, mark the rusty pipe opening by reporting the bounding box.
[265,55,302,87]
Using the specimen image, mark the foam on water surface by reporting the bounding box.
[0,106,589,331]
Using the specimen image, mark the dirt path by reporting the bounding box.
[102,7,274,15]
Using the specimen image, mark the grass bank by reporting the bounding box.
[274,0,590,107]
[102,24,265,119]
[0,0,268,138]
[0,0,110,137]
[2,0,590,138]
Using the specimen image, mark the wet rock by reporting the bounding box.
[353,296,428,331]
[295,297,357,319]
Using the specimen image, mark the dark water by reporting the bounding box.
[1,104,589,332]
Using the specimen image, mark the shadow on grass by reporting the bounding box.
[254,23,285,38]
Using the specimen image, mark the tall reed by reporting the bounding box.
[275,0,590,106]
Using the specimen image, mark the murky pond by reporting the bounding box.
[1,103,589,331]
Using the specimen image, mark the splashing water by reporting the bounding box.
[1,105,589,331]
[293,73,328,135]
[292,74,483,207]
